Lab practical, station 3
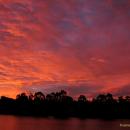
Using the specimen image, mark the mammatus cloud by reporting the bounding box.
[0,0,130,98]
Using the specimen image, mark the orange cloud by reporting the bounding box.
[0,0,130,98]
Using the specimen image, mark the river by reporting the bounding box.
[0,115,130,130]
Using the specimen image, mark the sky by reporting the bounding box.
[0,0,130,98]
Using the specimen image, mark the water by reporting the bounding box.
[0,115,130,130]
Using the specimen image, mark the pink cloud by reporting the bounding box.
[0,0,130,98]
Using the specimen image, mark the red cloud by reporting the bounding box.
[0,0,130,98]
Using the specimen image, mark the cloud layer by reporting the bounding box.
[0,0,130,98]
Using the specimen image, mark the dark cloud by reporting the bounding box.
[113,84,130,96]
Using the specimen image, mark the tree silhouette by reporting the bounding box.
[16,93,28,103]
[0,90,129,119]
[95,94,107,103]
[34,92,45,101]
[125,96,130,102]
[78,95,87,102]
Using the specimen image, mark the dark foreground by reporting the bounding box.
[0,90,130,119]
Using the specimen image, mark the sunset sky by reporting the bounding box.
[0,0,130,98]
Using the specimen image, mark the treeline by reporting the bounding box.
[0,90,130,119]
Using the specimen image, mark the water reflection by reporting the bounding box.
[0,115,130,130]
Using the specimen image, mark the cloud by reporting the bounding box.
[0,0,130,97]
[113,84,130,96]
